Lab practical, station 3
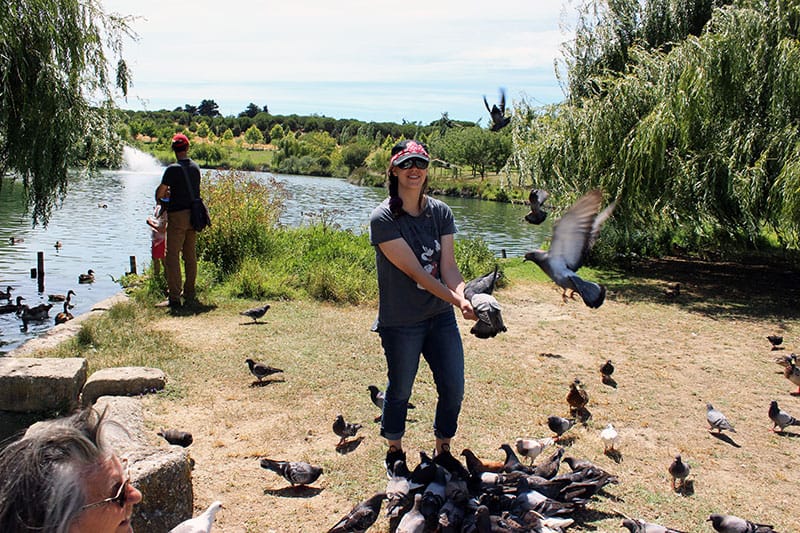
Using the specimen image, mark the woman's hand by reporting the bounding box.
[459,298,477,321]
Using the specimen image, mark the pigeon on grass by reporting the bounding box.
[706,403,736,434]
[621,517,688,533]
[524,189,615,308]
[245,358,283,382]
[547,415,576,440]
[707,513,778,533]
[768,400,800,432]
[514,437,553,465]
[259,458,323,486]
[327,492,386,533]
[668,454,690,491]
[240,304,270,323]
[332,414,362,446]
[157,428,193,447]
[168,501,223,533]
[368,385,416,411]
[600,423,619,452]
[767,335,783,350]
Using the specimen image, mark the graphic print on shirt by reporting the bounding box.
[417,240,441,290]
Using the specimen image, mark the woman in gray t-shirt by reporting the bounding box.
[368,139,477,473]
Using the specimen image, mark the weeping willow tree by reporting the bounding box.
[514,0,800,257]
[0,0,133,226]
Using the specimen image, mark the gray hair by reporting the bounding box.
[0,408,118,533]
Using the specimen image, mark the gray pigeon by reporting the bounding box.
[706,403,736,433]
[245,358,283,382]
[525,188,549,225]
[469,293,507,339]
[168,500,223,533]
[621,517,687,533]
[157,428,193,447]
[396,493,425,533]
[464,265,499,300]
[668,454,690,491]
[385,460,412,518]
[483,88,511,131]
[259,458,323,486]
[332,414,362,446]
[327,492,385,533]
[368,385,415,411]
[768,400,800,432]
[707,513,777,533]
[547,415,576,439]
[240,303,270,323]
[524,189,615,308]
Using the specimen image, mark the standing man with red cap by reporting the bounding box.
[155,133,202,309]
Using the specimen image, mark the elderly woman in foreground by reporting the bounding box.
[0,408,142,533]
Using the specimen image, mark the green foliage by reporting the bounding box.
[0,0,133,225]
[227,256,298,300]
[269,124,285,141]
[243,124,264,145]
[341,143,371,171]
[441,127,512,178]
[454,237,498,281]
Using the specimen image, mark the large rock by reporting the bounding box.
[81,366,166,407]
[0,357,87,413]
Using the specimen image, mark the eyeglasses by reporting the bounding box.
[80,461,131,511]
[395,158,429,170]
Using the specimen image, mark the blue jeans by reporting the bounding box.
[378,310,465,441]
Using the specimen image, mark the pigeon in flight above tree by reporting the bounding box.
[525,188,549,225]
[483,88,511,132]
[524,189,615,308]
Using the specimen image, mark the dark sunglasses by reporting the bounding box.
[395,158,429,170]
[80,463,131,511]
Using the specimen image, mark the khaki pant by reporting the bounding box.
[165,209,197,302]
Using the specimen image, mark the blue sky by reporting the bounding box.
[102,1,576,124]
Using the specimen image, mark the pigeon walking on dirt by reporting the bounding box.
[706,403,736,433]
[668,454,690,491]
[483,88,511,131]
[621,517,688,533]
[240,304,270,323]
[245,358,283,382]
[333,414,362,446]
[525,188,549,225]
[707,513,777,533]
[547,415,576,440]
[514,437,553,465]
[566,379,589,415]
[600,423,619,452]
[767,335,783,350]
[327,492,386,533]
[260,458,323,486]
[168,501,223,533]
[524,189,615,308]
[157,429,193,447]
[783,362,800,394]
[768,400,800,432]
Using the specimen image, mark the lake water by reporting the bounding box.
[0,148,548,353]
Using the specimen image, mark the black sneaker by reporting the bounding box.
[384,447,406,477]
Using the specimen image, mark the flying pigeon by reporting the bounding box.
[483,88,511,131]
[621,517,688,533]
[706,403,736,433]
[767,335,783,350]
[157,429,193,447]
[464,265,500,300]
[168,501,223,533]
[525,188,549,225]
[368,385,416,411]
[333,414,362,446]
[240,304,270,323]
[547,415,576,440]
[524,189,615,308]
[245,358,284,382]
[600,423,619,452]
[327,492,385,533]
[469,293,507,339]
[514,437,553,464]
[668,454,690,491]
[260,458,323,486]
[707,513,777,533]
[783,362,800,393]
[768,400,800,432]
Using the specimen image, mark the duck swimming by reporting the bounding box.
[54,241,63,249]
[20,302,53,321]
[0,286,12,300]
[55,301,74,325]
[0,296,24,314]
[8,236,24,244]
[49,289,76,303]
[78,269,95,283]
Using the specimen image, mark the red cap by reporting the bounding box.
[171,133,190,151]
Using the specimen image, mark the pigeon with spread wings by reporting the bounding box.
[483,88,511,132]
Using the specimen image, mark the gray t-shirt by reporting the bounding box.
[369,196,457,328]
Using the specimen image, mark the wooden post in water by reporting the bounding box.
[129,256,137,275]
[37,251,45,292]
[501,249,507,259]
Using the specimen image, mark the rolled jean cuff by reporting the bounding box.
[380,428,404,441]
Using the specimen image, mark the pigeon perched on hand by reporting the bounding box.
[245,358,283,382]
[469,293,507,339]
[240,303,270,323]
[333,414,362,446]
[547,415,576,440]
[157,428,193,447]
[524,189,615,308]
[707,513,777,533]
[168,500,223,533]
[706,403,736,433]
[668,454,690,491]
[768,400,800,432]
[260,458,323,486]
[525,188,549,225]
[328,492,386,533]
[621,517,688,533]
[767,334,783,350]
[483,88,511,131]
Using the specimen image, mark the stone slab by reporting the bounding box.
[0,357,87,413]
[81,366,166,407]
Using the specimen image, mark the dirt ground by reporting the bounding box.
[139,257,800,532]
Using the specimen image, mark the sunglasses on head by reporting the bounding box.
[395,158,429,170]
[80,461,131,511]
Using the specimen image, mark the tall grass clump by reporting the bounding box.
[198,169,287,275]
[455,237,501,283]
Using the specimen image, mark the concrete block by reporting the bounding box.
[81,366,166,407]
[0,357,87,413]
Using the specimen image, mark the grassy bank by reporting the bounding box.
[33,257,800,532]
